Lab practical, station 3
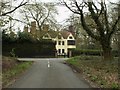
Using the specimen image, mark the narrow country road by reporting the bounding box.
[9,58,91,88]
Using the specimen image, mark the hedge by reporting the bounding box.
[72,49,119,57]
[2,40,56,58]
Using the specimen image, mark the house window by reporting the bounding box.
[62,41,64,45]
[62,49,64,53]
[69,36,72,39]
[58,49,61,53]
[58,41,61,45]
[67,40,75,45]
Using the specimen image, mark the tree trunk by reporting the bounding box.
[101,39,113,60]
[36,21,41,31]
[102,46,112,60]
[118,33,120,61]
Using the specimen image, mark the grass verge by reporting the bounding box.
[2,56,33,88]
[66,56,119,89]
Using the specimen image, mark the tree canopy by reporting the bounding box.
[20,1,58,31]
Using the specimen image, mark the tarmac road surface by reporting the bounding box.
[9,58,91,88]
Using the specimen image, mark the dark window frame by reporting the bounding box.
[58,41,61,45]
[62,49,64,53]
[67,40,75,45]
[69,36,73,39]
[62,41,64,45]
[58,49,61,53]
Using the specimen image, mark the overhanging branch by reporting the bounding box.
[88,2,104,36]
[80,9,100,41]
[63,1,80,14]
[64,0,100,41]
[1,1,27,16]
[109,16,120,38]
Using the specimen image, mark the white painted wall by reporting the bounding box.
[52,33,76,55]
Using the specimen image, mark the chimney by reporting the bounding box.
[24,26,28,33]
[30,21,36,35]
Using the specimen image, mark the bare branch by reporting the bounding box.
[28,8,37,21]
[97,2,104,19]
[74,1,82,12]
[109,16,120,37]
[41,10,50,27]
[80,9,100,41]
[92,2,99,14]
[6,15,30,26]
[63,1,80,14]
[88,2,104,36]
[0,1,27,16]
[102,1,110,34]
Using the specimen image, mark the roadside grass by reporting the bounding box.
[66,56,119,89]
[2,56,33,88]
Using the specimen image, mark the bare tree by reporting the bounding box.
[0,0,28,33]
[21,2,58,31]
[0,0,27,16]
[63,0,120,60]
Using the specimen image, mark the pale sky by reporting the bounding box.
[29,0,72,23]
[10,0,118,32]
[10,0,72,32]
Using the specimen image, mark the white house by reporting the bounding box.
[24,21,76,56]
[42,31,76,56]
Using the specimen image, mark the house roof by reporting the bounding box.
[48,31,59,38]
[49,30,72,39]
[60,31,71,39]
[33,30,74,39]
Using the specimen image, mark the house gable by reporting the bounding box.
[42,33,51,39]
[57,33,64,40]
[67,33,75,40]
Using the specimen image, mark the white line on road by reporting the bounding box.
[48,59,50,68]
[48,64,50,68]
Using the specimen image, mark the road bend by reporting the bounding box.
[9,58,91,88]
